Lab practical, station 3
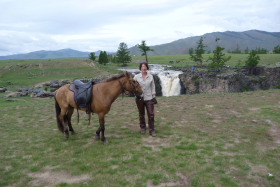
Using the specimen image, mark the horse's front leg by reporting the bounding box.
[98,114,109,144]
[95,126,101,140]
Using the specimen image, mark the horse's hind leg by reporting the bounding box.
[67,107,76,135]
[60,108,69,138]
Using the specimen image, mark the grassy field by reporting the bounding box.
[0,90,280,187]
[132,54,280,68]
[0,58,121,88]
[0,55,280,186]
[1,53,280,88]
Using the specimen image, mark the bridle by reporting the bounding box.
[118,77,141,97]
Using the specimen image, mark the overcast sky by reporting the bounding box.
[0,0,279,56]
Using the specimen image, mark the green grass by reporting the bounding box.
[132,53,280,67]
[1,56,280,186]
[0,90,280,186]
[0,58,120,87]
[1,53,280,87]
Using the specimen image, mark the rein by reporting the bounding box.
[118,77,140,98]
[118,79,125,97]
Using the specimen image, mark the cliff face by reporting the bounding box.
[178,67,280,94]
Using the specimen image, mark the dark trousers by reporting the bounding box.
[136,98,154,131]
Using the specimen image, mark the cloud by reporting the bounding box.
[0,0,279,56]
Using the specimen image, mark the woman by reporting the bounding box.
[134,62,157,137]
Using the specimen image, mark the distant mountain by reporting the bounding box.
[0,48,90,60]
[129,30,280,55]
[1,30,279,60]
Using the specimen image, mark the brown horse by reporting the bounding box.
[54,72,142,144]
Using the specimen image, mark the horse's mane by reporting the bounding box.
[103,74,125,83]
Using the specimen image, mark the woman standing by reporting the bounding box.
[134,62,157,137]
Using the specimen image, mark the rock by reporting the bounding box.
[37,90,55,98]
[153,75,162,96]
[6,92,24,98]
[49,80,61,89]
[0,87,7,93]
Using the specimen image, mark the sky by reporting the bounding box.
[0,0,279,56]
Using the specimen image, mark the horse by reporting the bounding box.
[54,71,142,144]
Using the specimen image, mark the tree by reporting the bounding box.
[255,47,268,54]
[273,45,280,54]
[107,54,116,63]
[98,51,109,65]
[244,47,250,54]
[137,40,154,63]
[188,48,194,55]
[190,37,206,66]
[245,50,260,68]
[245,50,260,74]
[88,52,96,62]
[232,44,241,54]
[208,38,231,71]
[116,42,131,66]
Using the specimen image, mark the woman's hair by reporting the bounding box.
[139,62,149,70]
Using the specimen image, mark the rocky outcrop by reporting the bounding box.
[3,77,106,98]
[3,67,280,98]
[153,75,162,96]
[179,66,280,94]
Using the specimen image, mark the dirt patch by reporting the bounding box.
[146,173,190,187]
[147,180,181,187]
[250,165,269,175]
[5,98,27,102]
[142,136,171,151]
[177,173,190,187]
[28,166,91,187]
[211,113,222,123]
[205,105,214,108]
[175,121,188,127]
[249,107,260,111]
[34,81,50,88]
[269,125,280,144]
[111,165,119,169]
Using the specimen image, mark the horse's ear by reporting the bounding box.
[125,71,131,78]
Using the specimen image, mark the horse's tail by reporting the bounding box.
[54,96,64,133]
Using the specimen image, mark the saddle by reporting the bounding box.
[70,80,95,113]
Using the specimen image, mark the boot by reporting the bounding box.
[140,128,146,134]
[149,130,156,137]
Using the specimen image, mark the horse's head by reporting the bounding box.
[123,71,143,97]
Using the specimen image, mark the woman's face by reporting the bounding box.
[141,64,148,73]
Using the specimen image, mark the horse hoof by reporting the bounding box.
[71,131,77,135]
[94,135,100,141]
[103,140,109,145]
[102,138,109,145]
[64,130,69,138]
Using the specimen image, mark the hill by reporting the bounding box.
[0,48,91,60]
[129,30,280,55]
[1,30,279,60]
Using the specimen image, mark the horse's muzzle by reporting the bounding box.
[135,95,143,100]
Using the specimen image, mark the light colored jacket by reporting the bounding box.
[134,72,156,101]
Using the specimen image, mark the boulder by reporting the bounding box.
[153,75,162,96]
[0,87,7,93]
